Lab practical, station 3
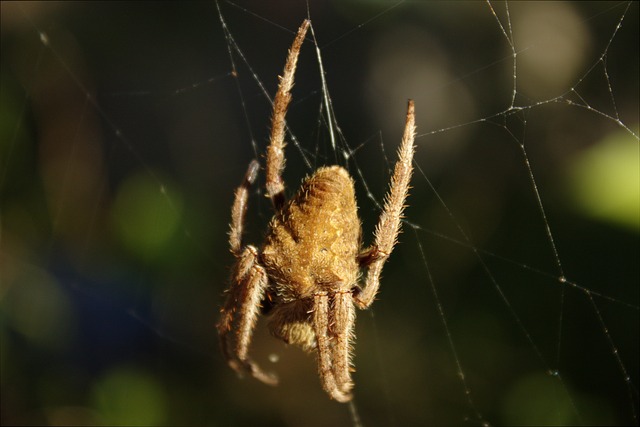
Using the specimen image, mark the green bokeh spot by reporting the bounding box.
[501,373,574,425]
[566,130,639,231]
[91,366,166,426]
[111,172,183,260]
[2,266,74,352]
[501,372,613,425]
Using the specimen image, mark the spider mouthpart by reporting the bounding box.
[260,293,276,315]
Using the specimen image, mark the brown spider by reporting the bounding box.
[217,20,416,403]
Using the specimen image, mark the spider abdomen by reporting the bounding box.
[262,166,362,302]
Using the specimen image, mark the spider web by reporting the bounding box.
[1,1,638,426]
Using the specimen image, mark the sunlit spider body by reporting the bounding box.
[262,166,360,352]
[217,20,416,402]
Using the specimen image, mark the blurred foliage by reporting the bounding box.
[500,372,614,426]
[111,172,184,261]
[565,129,639,231]
[91,366,167,425]
[1,1,638,426]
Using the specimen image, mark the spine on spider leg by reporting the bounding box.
[357,100,416,308]
[265,20,310,208]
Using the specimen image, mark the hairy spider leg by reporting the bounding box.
[333,290,356,395]
[313,291,352,402]
[217,160,277,385]
[265,20,310,211]
[228,160,259,254]
[355,100,416,309]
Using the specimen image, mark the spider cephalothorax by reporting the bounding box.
[217,20,416,402]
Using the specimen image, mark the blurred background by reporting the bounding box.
[1,1,638,426]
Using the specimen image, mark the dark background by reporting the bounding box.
[1,1,638,426]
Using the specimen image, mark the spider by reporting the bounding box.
[217,20,416,403]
